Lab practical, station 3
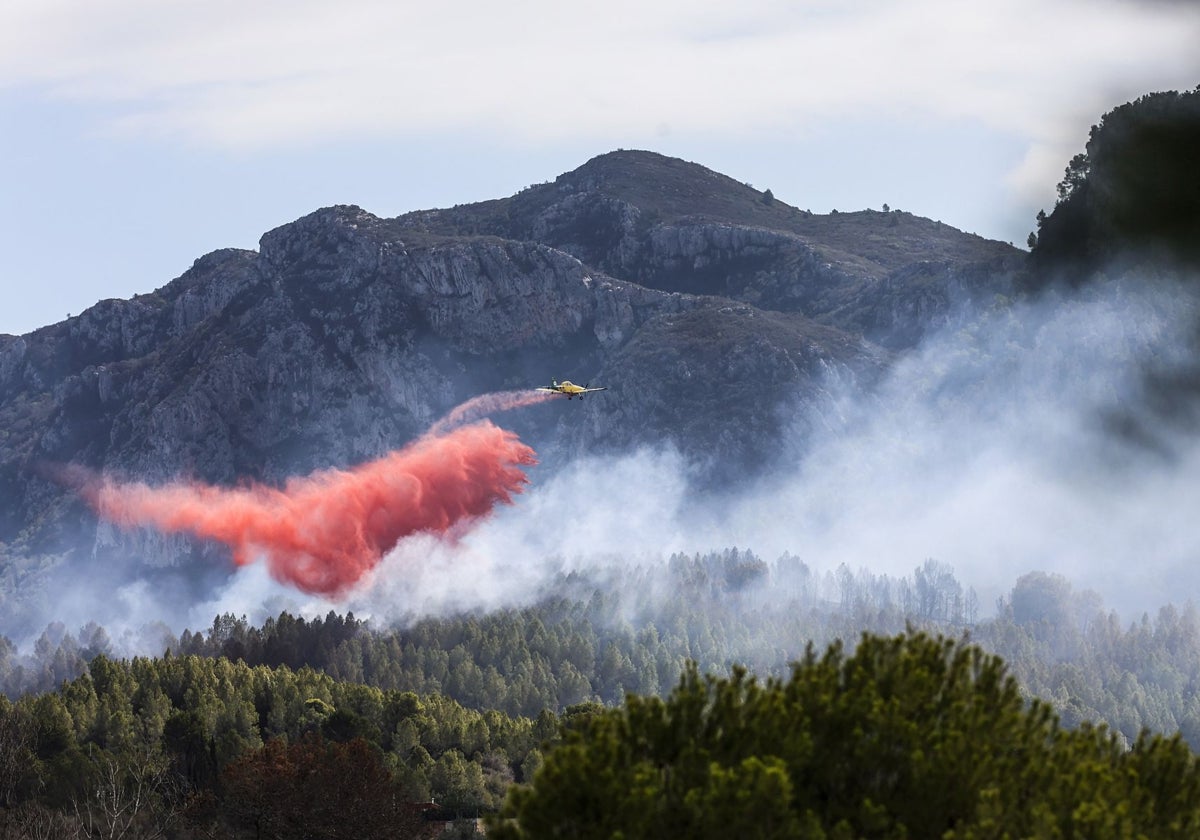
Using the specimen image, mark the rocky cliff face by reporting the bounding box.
[404,150,1023,341]
[0,151,1024,627]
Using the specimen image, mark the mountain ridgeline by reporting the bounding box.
[2,87,1200,632]
[0,149,1022,624]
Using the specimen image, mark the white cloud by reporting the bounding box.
[3,0,1196,157]
[1,0,1195,279]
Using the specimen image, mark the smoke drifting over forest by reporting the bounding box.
[182,273,1200,631]
[717,275,1200,617]
[17,272,1200,649]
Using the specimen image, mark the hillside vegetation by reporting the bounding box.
[1032,87,1200,279]
[8,555,1200,748]
[6,587,1200,838]
[491,632,1200,839]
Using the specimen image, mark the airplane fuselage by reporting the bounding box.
[538,379,606,400]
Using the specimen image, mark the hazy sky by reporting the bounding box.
[2,0,1198,336]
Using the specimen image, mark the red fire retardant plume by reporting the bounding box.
[74,421,536,596]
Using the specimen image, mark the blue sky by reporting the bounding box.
[2,0,1198,336]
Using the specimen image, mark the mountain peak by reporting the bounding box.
[0,146,1028,630]
[562,149,741,191]
[548,149,786,224]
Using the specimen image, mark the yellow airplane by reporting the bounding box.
[536,380,607,400]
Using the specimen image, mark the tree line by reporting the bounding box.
[3,553,1200,834]
[489,631,1200,838]
[0,649,556,837]
[5,553,1200,749]
[7,620,1200,837]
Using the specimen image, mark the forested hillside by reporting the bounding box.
[1031,87,1200,279]
[6,553,1200,752]
[489,632,1200,838]
[6,595,1200,838]
[0,650,551,837]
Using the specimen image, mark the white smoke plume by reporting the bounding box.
[334,273,1200,624]
[20,271,1200,649]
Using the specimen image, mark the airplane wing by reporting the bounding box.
[582,387,607,393]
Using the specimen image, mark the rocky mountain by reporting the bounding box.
[403,151,1021,344]
[0,150,1024,629]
